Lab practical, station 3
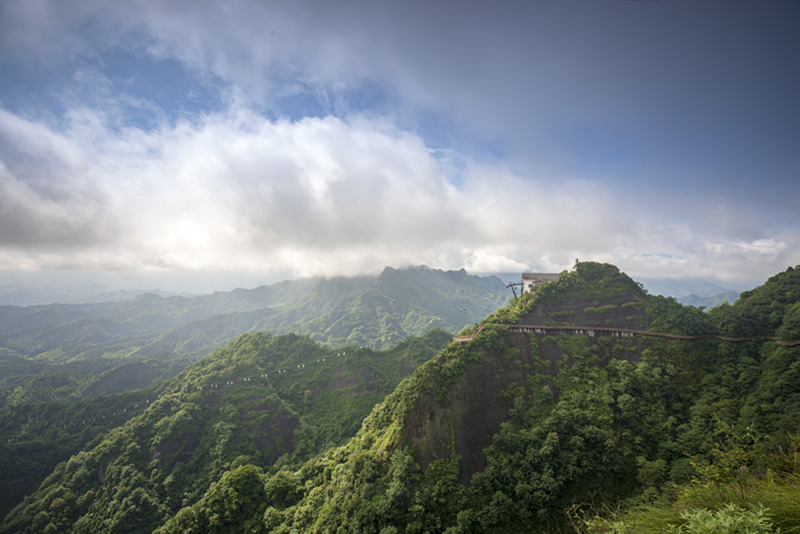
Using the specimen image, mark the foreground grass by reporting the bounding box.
[571,438,800,533]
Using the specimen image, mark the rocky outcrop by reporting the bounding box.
[406,288,650,484]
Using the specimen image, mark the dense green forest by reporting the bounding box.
[2,262,799,532]
[0,266,509,407]
[0,328,452,528]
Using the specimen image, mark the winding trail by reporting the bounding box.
[453,324,800,347]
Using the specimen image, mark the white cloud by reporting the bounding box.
[704,238,786,258]
[2,97,798,292]
[0,102,623,282]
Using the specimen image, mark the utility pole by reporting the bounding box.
[506,281,524,299]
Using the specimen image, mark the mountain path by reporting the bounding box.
[453,323,800,346]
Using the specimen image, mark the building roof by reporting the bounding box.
[521,273,560,282]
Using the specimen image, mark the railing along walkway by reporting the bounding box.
[453,323,800,347]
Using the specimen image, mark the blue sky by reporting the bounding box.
[0,0,798,294]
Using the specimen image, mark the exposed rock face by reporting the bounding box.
[407,338,538,483]
[248,410,298,462]
[150,433,202,469]
[406,288,650,484]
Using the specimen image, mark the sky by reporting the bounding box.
[0,0,798,295]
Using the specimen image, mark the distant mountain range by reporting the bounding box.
[0,283,192,307]
[0,266,510,406]
[2,272,745,308]
[638,276,743,307]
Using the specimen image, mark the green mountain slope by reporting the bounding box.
[0,278,319,361]
[0,329,451,530]
[258,267,508,349]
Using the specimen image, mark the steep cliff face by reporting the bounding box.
[400,262,722,489]
[405,281,653,484]
[406,341,531,483]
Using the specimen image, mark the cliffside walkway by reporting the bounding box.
[453,323,800,347]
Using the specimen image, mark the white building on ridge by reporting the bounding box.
[521,273,560,293]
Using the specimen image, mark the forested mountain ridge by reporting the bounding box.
[0,329,452,530]
[0,267,509,407]
[4,262,799,533]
